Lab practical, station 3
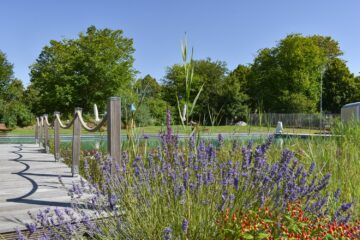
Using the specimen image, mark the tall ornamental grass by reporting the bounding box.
[264,120,360,215]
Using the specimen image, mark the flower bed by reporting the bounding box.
[17,111,358,240]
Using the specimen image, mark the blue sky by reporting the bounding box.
[1,0,359,86]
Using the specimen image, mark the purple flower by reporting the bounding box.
[36,210,48,226]
[340,202,352,212]
[334,189,341,201]
[182,218,189,233]
[308,162,315,174]
[39,234,50,240]
[333,202,353,223]
[163,227,172,240]
[233,176,239,190]
[189,134,195,151]
[166,109,172,144]
[25,222,37,234]
[218,134,224,146]
[65,222,76,235]
[15,228,26,240]
[314,173,331,193]
[81,213,99,234]
[109,194,117,209]
[207,170,214,184]
[54,208,65,222]
[183,170,189,189]
[132,156,143,179]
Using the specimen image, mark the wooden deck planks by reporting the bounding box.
[0,144,80,234]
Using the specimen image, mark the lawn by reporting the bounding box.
[3,124,319,136]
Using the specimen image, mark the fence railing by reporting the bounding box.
[35,97,121,176]
[248,113,339,129]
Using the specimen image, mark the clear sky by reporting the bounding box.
[1,0,359,86]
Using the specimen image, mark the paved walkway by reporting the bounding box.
[0,144,79,233]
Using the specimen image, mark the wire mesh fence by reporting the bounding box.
[248,113,339,130]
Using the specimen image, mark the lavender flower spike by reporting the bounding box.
[163,227,172,240]
[25,222,37,234]
[182,218,189,233]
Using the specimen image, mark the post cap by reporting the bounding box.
[108,96,120,101]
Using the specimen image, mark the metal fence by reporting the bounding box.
[248,113,339,129]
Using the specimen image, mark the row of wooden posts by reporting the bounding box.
[34,97,121,176]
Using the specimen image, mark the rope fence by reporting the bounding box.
[35,97,121,176]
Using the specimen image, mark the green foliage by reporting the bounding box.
[248,34,326,112]
[222,64,250,123]
[163,58,228,124]
[247,34,343,113]
[322,58,357,113]
[29,25,136,115]
[0,50,13,90]
[134,75,168,125]
[0,50,33,127]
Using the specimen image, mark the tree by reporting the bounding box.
[133,75,168,125]
[248,34,342,113]
[0,50,13,94]
[29,26,136,115]
[162,58,228,124]
[0,50,33,127]
[222,64,249,123]
[322,59,357,113]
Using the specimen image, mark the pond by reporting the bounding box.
[0,133,269,147]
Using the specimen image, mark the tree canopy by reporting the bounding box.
[162,58,228,124]
[133,75,168,125]
[0,50,33,127]
[28,26,135,115]
[322,58,358,113]
[247,34,343,113]
[3,32,360,128]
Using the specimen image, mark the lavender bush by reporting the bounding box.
[19,111,353,239]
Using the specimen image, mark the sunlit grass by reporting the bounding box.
[4,124,319,136]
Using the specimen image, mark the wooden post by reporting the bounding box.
[107,97,121,170]
[72,107,82,176]
[54,112,61,161]
[43,114,49,153]
[39,116,43,147]
[35,117,39,144]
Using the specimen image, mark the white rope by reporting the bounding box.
[44,115,52,127]
[76,110,107,132]
[55,113,75,129]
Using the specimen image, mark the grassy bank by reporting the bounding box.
[3,124,319,136]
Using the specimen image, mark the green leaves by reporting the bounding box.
[248,34,343,113]
[0,51,33,127]
[29,26,135,115]
[163,57,229,125]
[176,36,204,127]
[322,58,357,113]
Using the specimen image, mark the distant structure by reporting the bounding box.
[341,102,360,123]
[275,121,283,134]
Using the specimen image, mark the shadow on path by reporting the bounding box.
[6,145,71,208]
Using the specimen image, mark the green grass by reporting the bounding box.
[2,124,319,136]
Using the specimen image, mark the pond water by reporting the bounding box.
[0,133,272,153]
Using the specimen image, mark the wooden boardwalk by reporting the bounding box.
[0,144,79,234]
